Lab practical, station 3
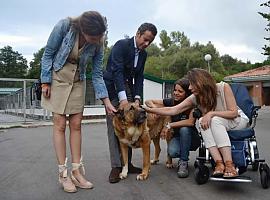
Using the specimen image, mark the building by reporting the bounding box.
[85,73,176,106]
[0,88,22,109]
[224,65,270,106]
[143,73,176,101]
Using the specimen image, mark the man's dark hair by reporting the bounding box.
[137,23,157,36]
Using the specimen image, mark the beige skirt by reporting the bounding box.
[41,62,85,115]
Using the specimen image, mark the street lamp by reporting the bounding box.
[204,54,212,72]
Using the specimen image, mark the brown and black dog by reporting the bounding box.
[113,103,150,180]
[113,103,174,181]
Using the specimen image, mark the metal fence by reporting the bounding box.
[0,78,103,123]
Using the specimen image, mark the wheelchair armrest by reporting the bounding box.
[253,105,261,111]
[250,106,261,128]
[251,106,261,117]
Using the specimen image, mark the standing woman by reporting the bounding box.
[145,78,199,178]
[40,11,116,193]
[143,69,249,178]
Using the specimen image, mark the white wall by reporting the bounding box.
[143,79,163,102]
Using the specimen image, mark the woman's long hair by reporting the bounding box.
[187,68,217,113]
[173,78,191,105]
[70,11,107,36]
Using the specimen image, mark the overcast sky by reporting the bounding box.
[0,0,268,64]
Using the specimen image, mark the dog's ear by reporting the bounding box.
[130,105,135,110]
[114,109,125,120]
[139,104,146,111]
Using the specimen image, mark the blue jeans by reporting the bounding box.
[167,127,197,161]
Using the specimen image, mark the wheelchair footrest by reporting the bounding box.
[196,157,207,161]
[210,176,252,183]
[255,158,265,162]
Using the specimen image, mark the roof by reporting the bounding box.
[144,73,176,84]
[86,73,176,84]
[224,65,270,82]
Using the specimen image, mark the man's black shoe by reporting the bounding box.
[109,167,121,183]
[128,164,142,174]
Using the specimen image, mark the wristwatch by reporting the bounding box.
[165,122,171,129]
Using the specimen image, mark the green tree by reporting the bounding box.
[258,1,270,59]
[0,46,28,78]
[159,30,172,50]
[145,31,259,81]
[192,41,224,74]
[146,43,161,57]
[27,47,45,79]
[179,32,191,48]
[221,54,238,68]
[163,44,180,56]
[170,31,190,48]
[168,48,205,78]
[170,31,182,45]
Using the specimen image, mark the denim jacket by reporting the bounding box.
[40,18,108,99]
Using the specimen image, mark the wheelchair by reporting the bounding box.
[193,83,270,189]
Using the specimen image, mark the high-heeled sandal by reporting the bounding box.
[223,161,238,178]
[212,160,225,177]
[71,156,93,189]
[58,158,77,193]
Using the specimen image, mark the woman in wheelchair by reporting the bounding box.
[143,68,249,178]
[145,78,200,178]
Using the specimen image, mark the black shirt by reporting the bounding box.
[163,98,191,134]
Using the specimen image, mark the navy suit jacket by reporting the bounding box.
[103,37,147,101]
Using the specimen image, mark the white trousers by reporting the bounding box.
[199,116,249,148]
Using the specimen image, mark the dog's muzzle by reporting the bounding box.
[134,109,147,125]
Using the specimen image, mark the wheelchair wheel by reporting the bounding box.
[252,161,259,171]
[194,165,209,185]
[260,170,269,189]
[194,160,199,168]
[252,146,259,171]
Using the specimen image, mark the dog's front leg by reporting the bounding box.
[137,139,150,180]
[119,143,129,179]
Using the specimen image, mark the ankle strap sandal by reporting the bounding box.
[71,156,93,189]
[212,160,225,177]
[223,161,238,178]
[58,158,77,193]
[58,157,68,178]
[71,156,85,175]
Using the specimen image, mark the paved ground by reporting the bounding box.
[0,107,270,200]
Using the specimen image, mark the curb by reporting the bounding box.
[0,118,106,129]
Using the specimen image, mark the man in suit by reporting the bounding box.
[103,23,157,183]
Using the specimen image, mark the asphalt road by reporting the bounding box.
[1,107,270,200]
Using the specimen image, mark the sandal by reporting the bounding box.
[223,161,238,178]
[212,160,225,177]
[71,156,94,189]
[58,158,77,193]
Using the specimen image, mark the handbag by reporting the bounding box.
[33,79,42,100]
